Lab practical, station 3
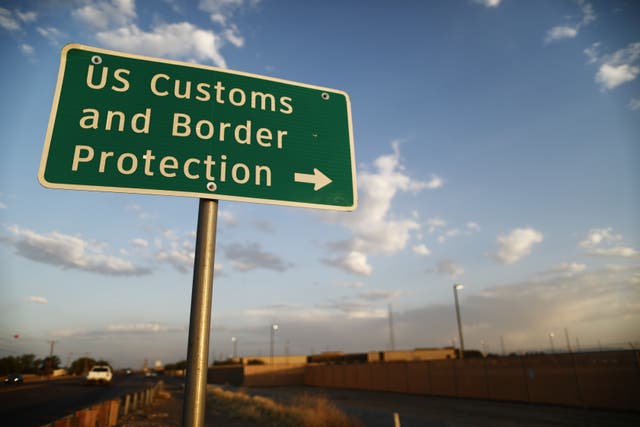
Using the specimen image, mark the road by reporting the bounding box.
[233,386,640,427]
[0,374,160,427]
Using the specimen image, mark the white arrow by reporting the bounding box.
[294,168,332,191]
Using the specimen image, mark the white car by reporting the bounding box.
[85,365,113,385]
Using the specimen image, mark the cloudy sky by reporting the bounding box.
[1,0,638,368]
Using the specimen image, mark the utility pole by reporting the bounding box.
[47,340,57,377]
[387,304,396,351]
[564,328,572,353]
[453,284,465,358]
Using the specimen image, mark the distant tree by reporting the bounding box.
[70,357,96,375]
[18,354,38,373]
[0,356,18,375]
[41,355,61,374]
[165,360,187,370]
[246,359,265,365]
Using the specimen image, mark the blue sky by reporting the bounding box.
[1,0,638,368]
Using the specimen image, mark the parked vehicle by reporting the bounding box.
[85,365,112,385]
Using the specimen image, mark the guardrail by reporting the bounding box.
[40,380,163,427]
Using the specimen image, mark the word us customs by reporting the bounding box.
[73,59,293,188]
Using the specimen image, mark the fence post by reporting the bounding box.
[123,394,131,416]
[97,402,109,427]
[107,399,120,427]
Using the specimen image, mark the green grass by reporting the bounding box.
[207,386,364,427]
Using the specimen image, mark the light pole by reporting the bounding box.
[270,324,278,364]
[548,332,555,354]
[231,337,237,359]
[453,284,465,359]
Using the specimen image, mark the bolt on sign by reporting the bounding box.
[39,44,357,211]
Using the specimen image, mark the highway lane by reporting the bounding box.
[0,374,160,427]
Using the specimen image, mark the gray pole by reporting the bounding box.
[453,284,465,359]
[564,328,572,353]
[270,324,278,364]
[182,199,218,427]
[231,337,237,359]
[388,304,396,351]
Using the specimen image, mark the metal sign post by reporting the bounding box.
[183,199,218,427]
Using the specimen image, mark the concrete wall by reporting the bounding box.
[303,351,640,411]
[383,348,456,362]
[209,364,305,387]
[208,351,640,411]
[241,355,307,365]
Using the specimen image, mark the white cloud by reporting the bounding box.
[580,227,621,248]
[199,0,254,48]
[37,26,63,45]
[545,25,578,43]
[106,323,170,333]
[358,290,402,301]
[584,42,601,64]
[594,42,640,91]
[223,25,244,48]
[596,63,640,90]
[130,238,149,249]
[473,0,502,7]
[218,209,238,227]
[19,43,34,55]
[540,262,587,278]
[544,1,596,43]
[466,222,481,232]
[425,175,444,189]
[16,10,37,22]
[412,244,431,256]
[27,296,48,304]
[323,142,441,275]
[1,225,151,276]
[580,229,638,258]
[493,227,543,265]
[436,259,464,277]
[433,220,480,243]
[199,0,247,14]
[96,22,228,67]
[578,0,596,26]
[324,251,372,276]
[426,217,447,233]
[72,0,136,30]
[0,202,7,209]
[224,242,292,272]
[335,281,365,289]
[0,7,20,31]
[124,203,153,220]
[588,246,638,258]
[629,98,640,111]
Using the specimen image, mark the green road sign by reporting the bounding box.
[39,44,357,211]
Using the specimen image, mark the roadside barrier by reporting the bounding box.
[40,380,163,427]
[304,351,640,411]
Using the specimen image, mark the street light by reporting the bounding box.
[270,324,279,364]
[453,284,465,359]
[548,332,555,354]
[231,336,237,359]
